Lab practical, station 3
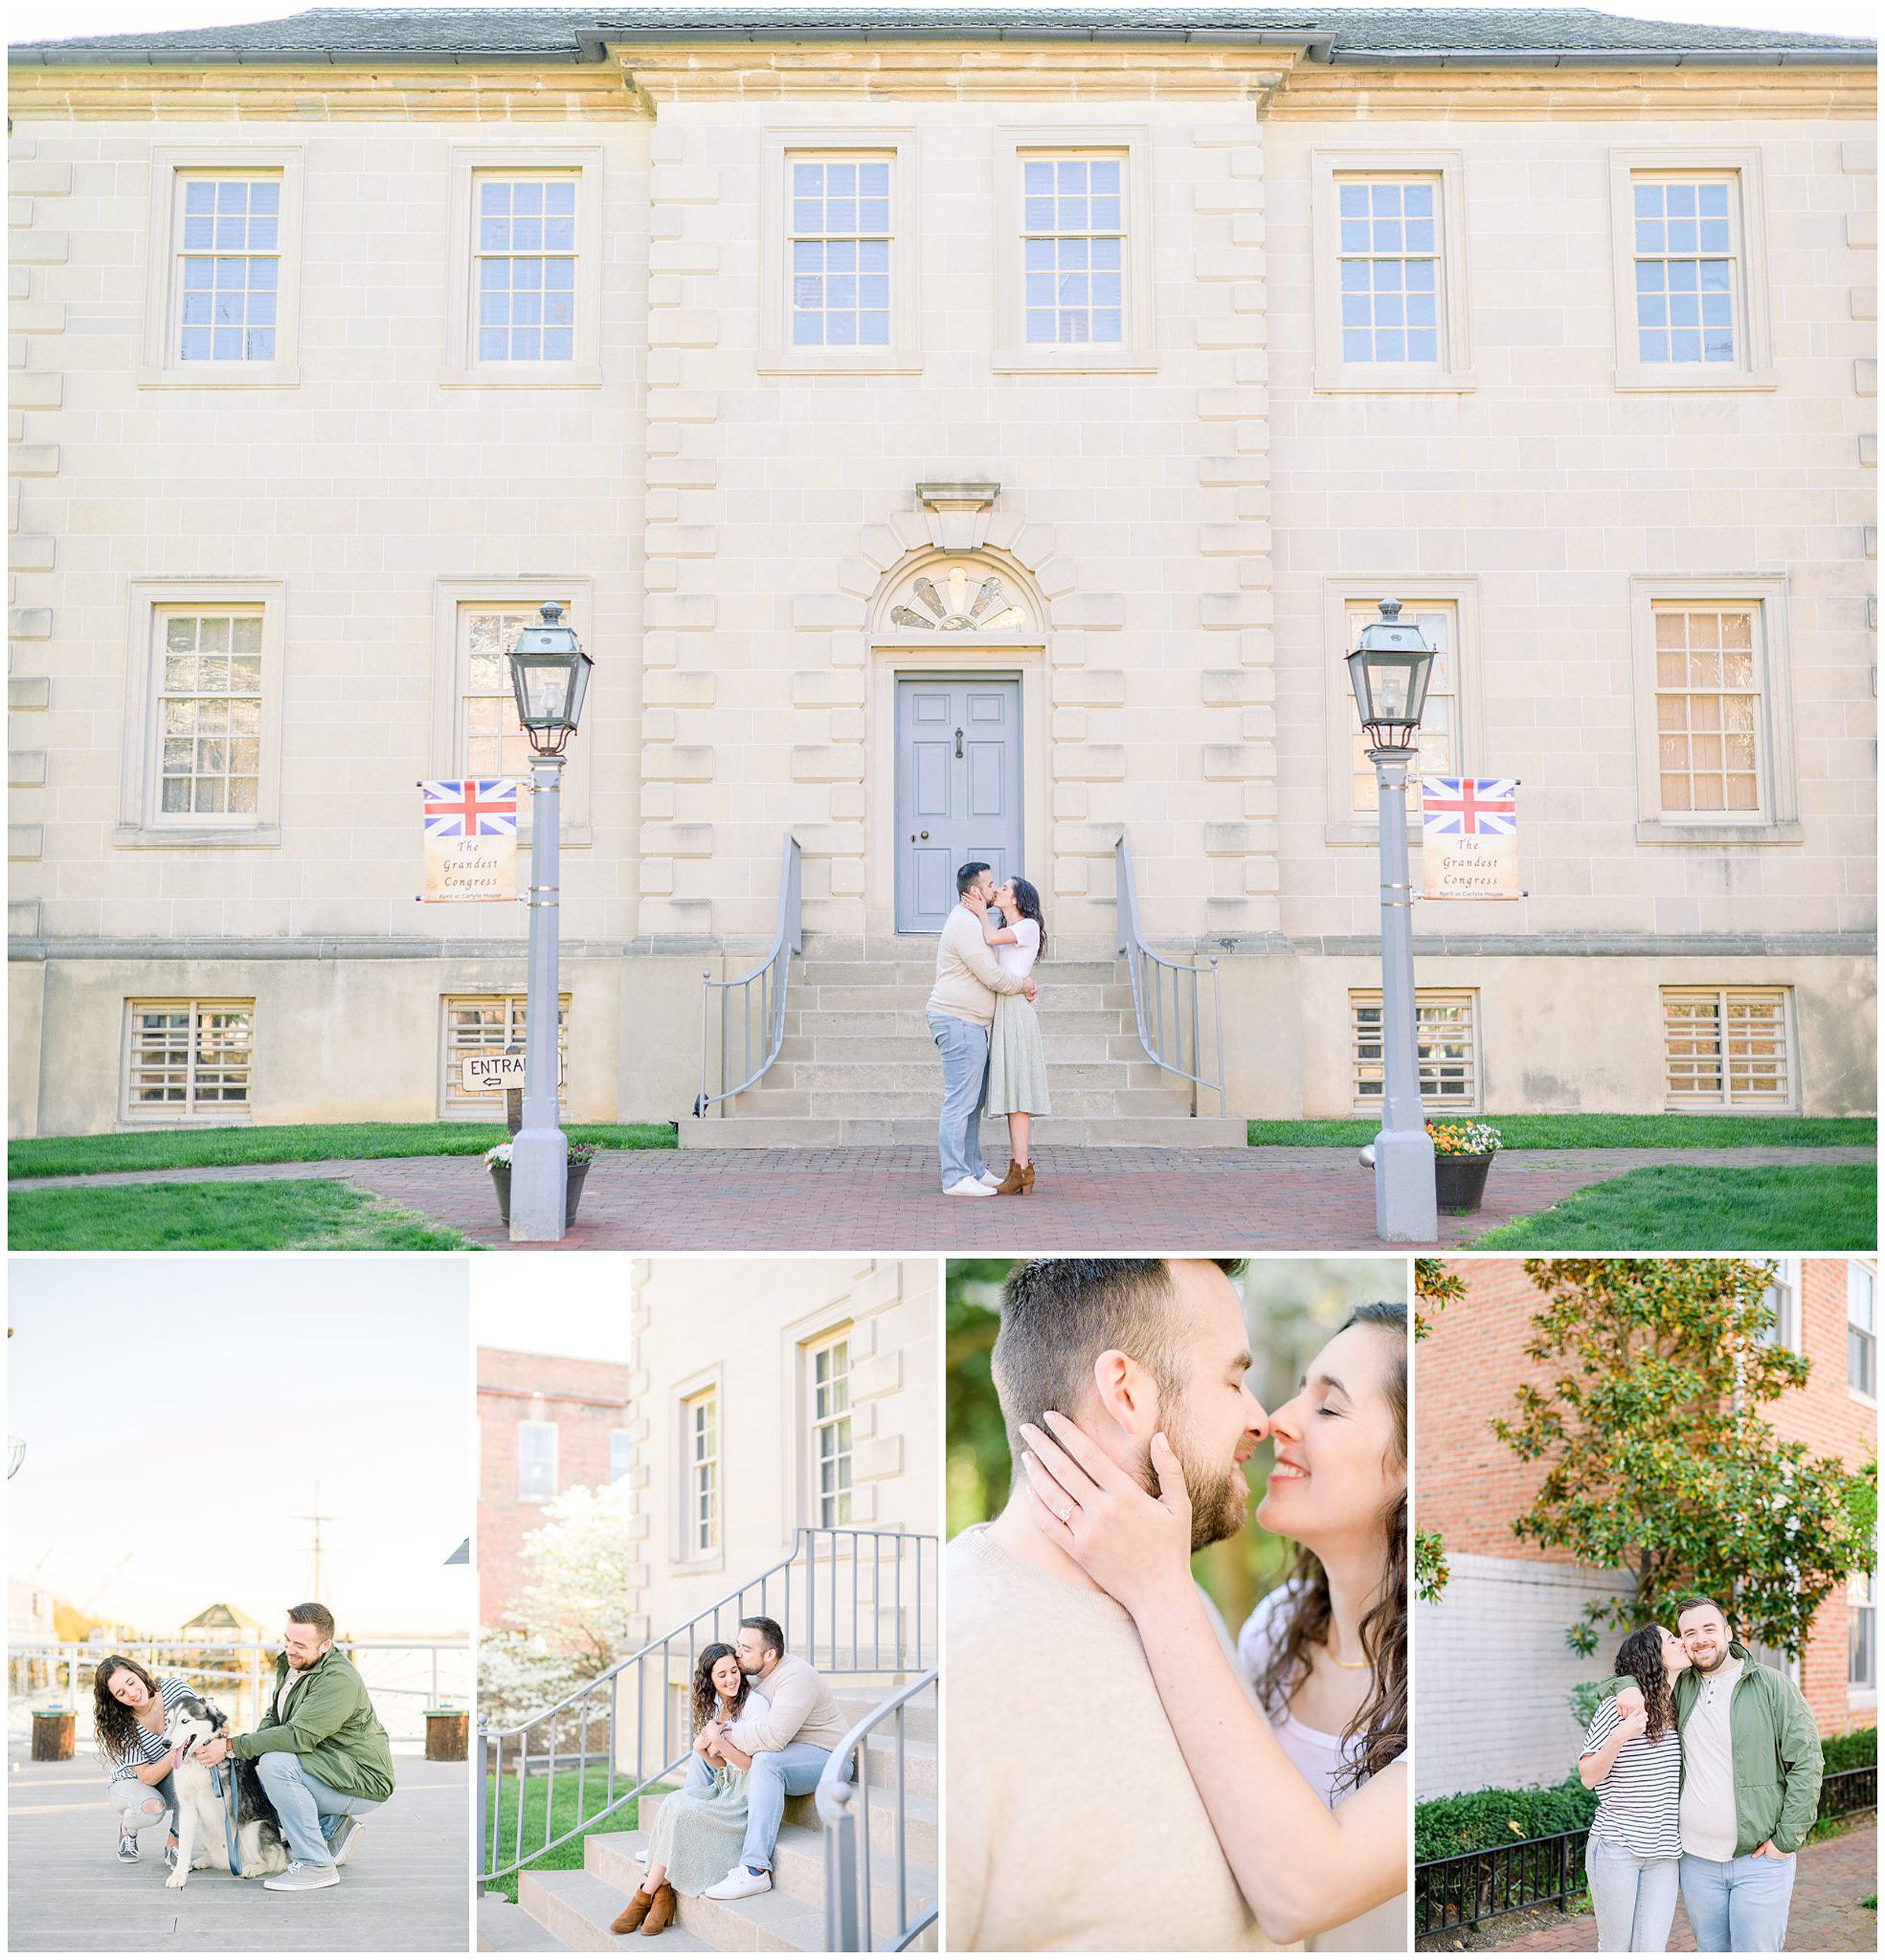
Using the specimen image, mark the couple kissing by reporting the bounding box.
[948,1258,1409,1951]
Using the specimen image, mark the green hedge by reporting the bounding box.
[1824,1725,1878,1774]
[1415,1777,1598,1863]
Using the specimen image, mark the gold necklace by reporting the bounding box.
[1326,1643,1371,1670]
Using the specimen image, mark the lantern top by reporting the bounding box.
[1353,596,1433,655]
[511,601,581,656]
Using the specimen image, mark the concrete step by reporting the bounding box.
[832,1691,936,1745]
[797,931,1119,964]
[785,1088,1195,1119]
[774,1030,1126,1066]
[584,1823,827,1950]
[764,1059,1182,1095]
[639,1784,938,1874]
[794,958,1122,989]
[516,1867,716,1953]
[679,1114,1247,1149]
[479,1893,576,1952]
[782,1007,1126,1042]
[799,982,1137,1014]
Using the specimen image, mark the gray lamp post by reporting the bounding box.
[1346,598,1439,1244]
[506,602,593,1242]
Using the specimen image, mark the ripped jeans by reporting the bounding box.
[110,1772,177,1838]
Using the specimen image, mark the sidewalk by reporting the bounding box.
[9,1144,1872,1249]
[1497,1822,1876,1951]
[6,1752,470,1952]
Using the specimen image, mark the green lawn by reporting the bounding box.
[1466,1164,1878,1251]
[1247,1114,1876,1150]
[482,1772,655,1905]
[6,1179,474,1251]
[8,1121,676,1180]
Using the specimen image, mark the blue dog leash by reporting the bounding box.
[209,1739,242,1876]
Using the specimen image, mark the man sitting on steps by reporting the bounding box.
[690,1615,847,1903]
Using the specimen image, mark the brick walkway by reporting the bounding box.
[10,1145,1872,1251]
[1495,1822,1876,1951]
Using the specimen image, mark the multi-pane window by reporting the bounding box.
[1851,1573,1877,1689]
[789,158,891,349]
[609,1429,633,1485]
[1758,1260,1799,1352]
[685,1391,719,1556]
[1632,177,1737,364]
[1850,1263,1876,1399]
[443,995,569,1110]
[461,607,536,778]
[1351,992,1477,1108]
[1662,987,1791,1107]
[126,1000,254,1117]
[1348,602,1456,813]
[476,177,577,362]
[1337,178,1440,364]
[1654,605,1762,816]
[157,613,264,818]
[176,175,280,363]
[518,1421,558,1503]
[810,1335,854,1529]
[1023,155,1124,346]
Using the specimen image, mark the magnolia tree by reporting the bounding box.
[1413,1257,1464,1603]
[478,1478,642,1728]
[1492,1257,1871,1657]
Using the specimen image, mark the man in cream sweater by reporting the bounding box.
[691,1616,846,1901]
[947,1259,1287,1952]
[927,861,1037,1196]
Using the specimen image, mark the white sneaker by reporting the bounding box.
[703,1865,772,1900]
[944,1176,994,1197]
[263,1861,340,1892]
[975,1172,1001,1190]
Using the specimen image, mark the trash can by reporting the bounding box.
[424,1707,469,1761]
[31,1709,75,1761]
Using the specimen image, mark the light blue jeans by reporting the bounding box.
[1584,1837,1680,1951]
[928,1011,990,1190]
[1678,1848,1797,1952]
[254,1751,384,1869]
[738,1742,832,1872]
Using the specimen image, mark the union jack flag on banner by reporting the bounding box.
[1422,777,1521,899]
[420,777,518,902]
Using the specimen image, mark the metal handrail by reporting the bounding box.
[816,1667,939,1954]
[1115,835,1226,1114]
[694,833,802,1116]
[477,1526,936,1889]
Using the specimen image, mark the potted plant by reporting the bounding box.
[1426,1118,1503,1216]
[485,1139,598,1228]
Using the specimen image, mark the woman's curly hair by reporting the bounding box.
[1253,1300,1407,1795]
[690,1642,752,1733]
[93,1655,163,1766]
[1613,1627,1677,1745]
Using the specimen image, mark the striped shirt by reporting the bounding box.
[104,1675,194,1786]
[1581,1695,1682,1859]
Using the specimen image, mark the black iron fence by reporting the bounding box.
[1415,1764,1877,1941]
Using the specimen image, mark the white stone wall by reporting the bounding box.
[623,1256,940,1650]
[1413,1552,1638,1800]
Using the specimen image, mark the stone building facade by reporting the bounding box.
[1415,1256,1877,1798]
[6,9,1876,1137]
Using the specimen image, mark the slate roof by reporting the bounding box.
[9,8,1876,69]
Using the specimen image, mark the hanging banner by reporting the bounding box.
[1422,777,1521,900]
[421,778,518,902]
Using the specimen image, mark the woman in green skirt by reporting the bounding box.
[981,876,1052,1194]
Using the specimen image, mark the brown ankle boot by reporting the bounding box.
[641,1882,677,1936]
[994,1160,1027,1194]
[1021,1162,1036,1194]
[609,1888,656,1935]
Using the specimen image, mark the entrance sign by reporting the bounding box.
[1422,777,1521,900]
[422,778,518,901]
[459,1049,563,1095]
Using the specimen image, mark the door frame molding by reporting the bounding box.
[872,653,1047,937]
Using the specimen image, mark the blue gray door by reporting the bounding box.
[895,676,1023,934]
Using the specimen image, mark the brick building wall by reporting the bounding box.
[1415,1257,1877,1794]
[478,1346,635,1629]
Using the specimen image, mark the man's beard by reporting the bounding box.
[1136,1428,1249,1551]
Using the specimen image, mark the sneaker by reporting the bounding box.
[703,1865,772,1900]
[117,1832,141,1864]
[263,1861,340,1892]
[943,1176,994,1197]
[975,1172,1001,1190]
[163,1839,179,1873]
[328,1817,365,1868]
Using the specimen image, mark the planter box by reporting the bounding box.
[1434,1152,1495,1216]
[424,1709,469,1761]
[489,1157,592,1230]
[31,1710,74,1761]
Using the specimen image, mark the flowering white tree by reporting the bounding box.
[478,1479,642,1727]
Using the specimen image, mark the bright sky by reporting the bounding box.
[7,1258,472,1637]
[470,1252,639,1364]
[6,2,1877,45]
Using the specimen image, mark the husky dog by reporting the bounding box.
[162,1694,291,1888]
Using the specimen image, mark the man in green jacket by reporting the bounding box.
[194,1601,395,1892]
[1608,1595,1822,1952]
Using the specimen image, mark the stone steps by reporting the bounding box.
[679,1113,1248,1148]
[797,980,1138,1014]
[764,1059,1184,1096]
